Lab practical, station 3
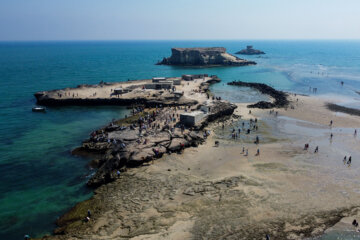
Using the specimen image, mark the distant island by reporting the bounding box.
[236,45,265,55]
[157,47,256,66]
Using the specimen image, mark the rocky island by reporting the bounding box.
[156,47,256,66]
[236,45,265,55]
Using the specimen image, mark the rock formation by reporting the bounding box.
[157,47,256,66]
[236,46,265,55]
[78,101,236,187]
[228,81,288,109]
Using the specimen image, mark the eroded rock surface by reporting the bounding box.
[82,101,236,187]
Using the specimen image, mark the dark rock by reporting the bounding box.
[236,46,265,55]
[228,81,289,109]
[168,138,189,152]
[326,103,360,117]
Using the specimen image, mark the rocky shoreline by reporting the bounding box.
[79,100,236,188]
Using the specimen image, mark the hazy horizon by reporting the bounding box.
[1,0,360,41]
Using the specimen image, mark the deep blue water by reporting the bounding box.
[0,40,360,239]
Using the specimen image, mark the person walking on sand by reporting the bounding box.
[242,146,245,154]
[255,135,259,144]
[244,149,248,156]
[343,156,347,164]
[347,156,352,166]
[330,133,333,140]
[330,120,333,127]
[255,148,260,156]
[304,143,309,151]
[314,146,319,153]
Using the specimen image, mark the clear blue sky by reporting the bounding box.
[0,0,359,41]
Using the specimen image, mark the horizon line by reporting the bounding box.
[1,38,360,43]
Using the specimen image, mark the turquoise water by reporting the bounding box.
[1,40,360,239]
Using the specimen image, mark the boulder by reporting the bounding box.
[168,138,189,152]
[108,129,139,141]
[128,148,155,166]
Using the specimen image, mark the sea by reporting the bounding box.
[0,40,360,240]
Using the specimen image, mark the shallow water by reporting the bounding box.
[1,40,360,239]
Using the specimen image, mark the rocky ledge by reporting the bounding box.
[228,81,289,108]
[157,47,256,66]
[75,101,236,187]
[236,45,265,55]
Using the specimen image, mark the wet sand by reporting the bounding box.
[43,94,360,240]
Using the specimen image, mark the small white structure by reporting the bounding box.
[152,77,167,83]
[180,111,205,127]
[182,74,209,81]
[114,88,124,94]
[145,81,173,90]
[182,75,194,81]
[172,79,181,85]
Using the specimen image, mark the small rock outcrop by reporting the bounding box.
[157,47,256,66]
[236,46,265,55]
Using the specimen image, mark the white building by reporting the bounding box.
[180,111,205,127]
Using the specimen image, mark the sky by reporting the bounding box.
[0,0,359,41]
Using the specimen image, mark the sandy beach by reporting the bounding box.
[40,92,360,240]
